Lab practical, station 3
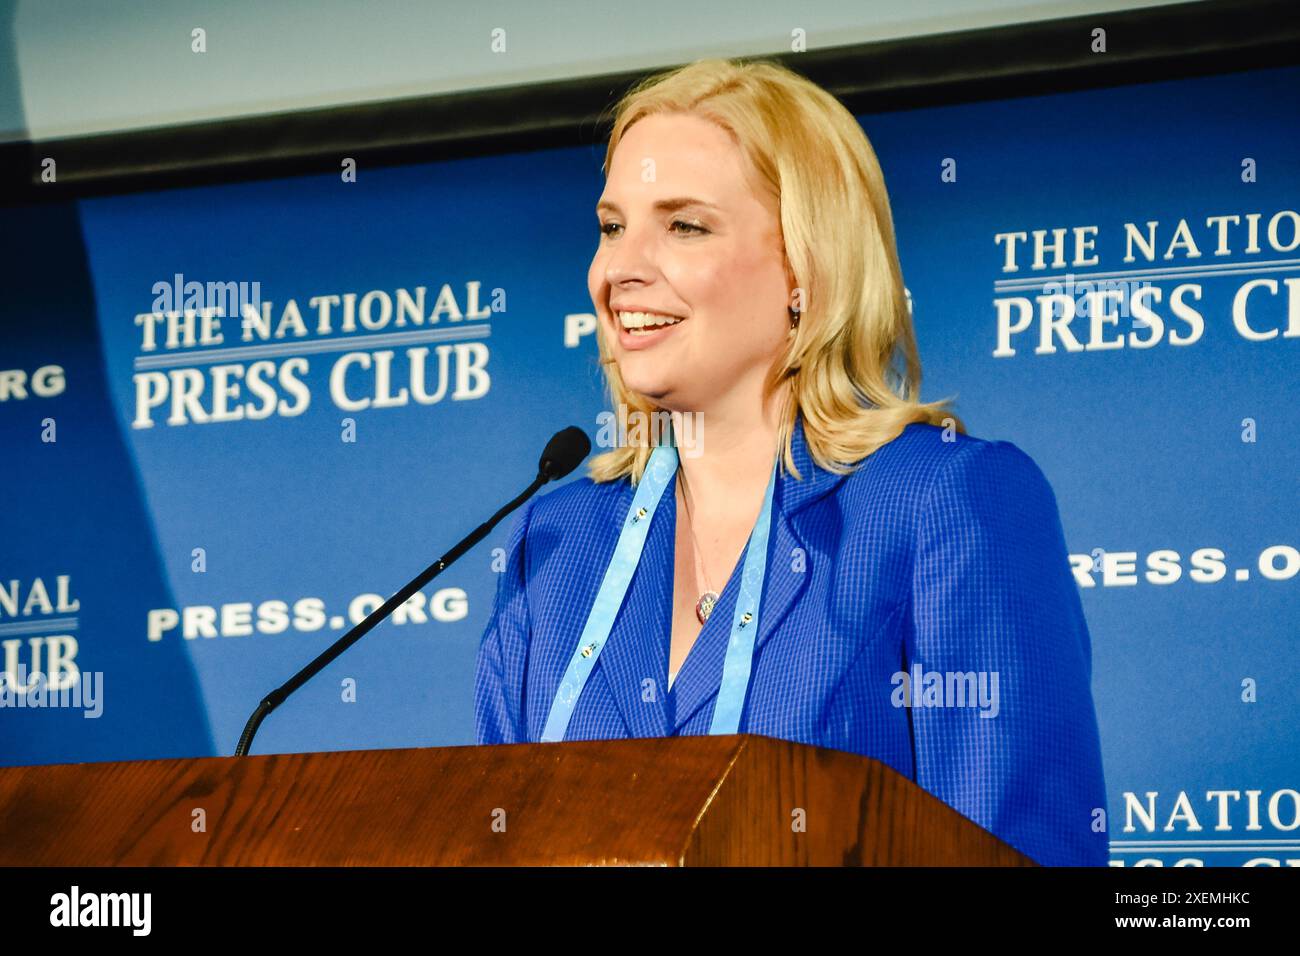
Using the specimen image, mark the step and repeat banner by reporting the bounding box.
[2,64,1296,866]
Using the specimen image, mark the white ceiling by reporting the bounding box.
[0,0,1195,142]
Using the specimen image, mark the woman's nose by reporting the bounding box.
[603,224,657,285]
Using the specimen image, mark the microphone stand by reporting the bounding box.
[233,472,547,757]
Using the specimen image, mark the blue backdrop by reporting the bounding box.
[2,64,1296,867]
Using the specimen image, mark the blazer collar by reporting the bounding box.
[777,409,849,516]
[592,410,851,738]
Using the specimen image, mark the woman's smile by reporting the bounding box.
[614,309,686,349]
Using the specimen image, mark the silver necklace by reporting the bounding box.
[678,473,720,624]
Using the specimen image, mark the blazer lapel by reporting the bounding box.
[669,506,811,732]
[670,412,847,734]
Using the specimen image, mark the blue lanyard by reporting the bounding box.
[540,440,778,742]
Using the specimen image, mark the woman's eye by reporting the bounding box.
[599,219,708,238]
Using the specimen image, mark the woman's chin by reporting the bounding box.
[616,361,668,393]
[621,378,673,402]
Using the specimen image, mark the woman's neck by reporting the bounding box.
[673,385,785,521]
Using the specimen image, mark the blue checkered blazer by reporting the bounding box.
[475,413,1109,866]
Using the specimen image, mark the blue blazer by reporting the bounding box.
[475,413,1109,866]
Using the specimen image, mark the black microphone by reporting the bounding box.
[538,425,590,481]
[234,425,592,757]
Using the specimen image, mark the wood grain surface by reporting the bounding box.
[0,735,1035,866]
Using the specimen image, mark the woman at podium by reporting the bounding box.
[475,57,1108,868]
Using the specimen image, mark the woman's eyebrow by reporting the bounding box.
[596,197,722,215]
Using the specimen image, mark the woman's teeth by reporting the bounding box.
[618,311,684,335]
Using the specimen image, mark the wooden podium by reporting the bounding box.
[0,734,1034,866]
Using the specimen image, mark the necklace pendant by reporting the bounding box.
[696,591,720,624]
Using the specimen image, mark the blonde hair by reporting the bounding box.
[587,57,964,484]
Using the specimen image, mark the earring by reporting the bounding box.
[789,307,801,331]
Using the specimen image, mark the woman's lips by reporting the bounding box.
[613,311,685,350]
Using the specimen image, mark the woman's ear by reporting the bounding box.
[782,254,799,310]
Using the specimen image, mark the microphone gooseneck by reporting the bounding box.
[233,426,590,757]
